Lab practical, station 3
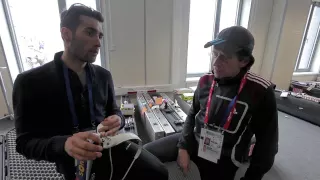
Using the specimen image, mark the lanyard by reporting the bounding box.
[63,63,95,131]
[204,73,247,130]
[76,159,88,180]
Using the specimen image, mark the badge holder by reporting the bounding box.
[198,124,224,163]
[197,72,247,164]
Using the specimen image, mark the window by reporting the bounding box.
[7,0,62,71]
[0,0,19,82]
[186,0,216,76]
[186,0,252,79]
[1,0,103,75]
[239,0,252,28]
[219,0,239,33]
[295,2,320,72]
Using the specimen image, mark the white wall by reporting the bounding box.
[146,0,173,85]
[0,0,318,115]
[107,0,145,87]
[259,0,287,80]
[171,0,190,88]
[271,0,311,89]
[0,0,177,116]
[249,0,313,89]
[106,0,174,88]
[246,0,274,74]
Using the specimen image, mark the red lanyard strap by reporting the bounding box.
[204,73,247,130]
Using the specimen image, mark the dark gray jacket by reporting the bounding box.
[177,70,279,180]
[13,51,125,179]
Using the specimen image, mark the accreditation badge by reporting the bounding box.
[198,128,224,163]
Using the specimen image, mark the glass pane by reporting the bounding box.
[0,2,19,82]
[66,0,101,66]
[298,6,320,70]
[219,0,238,32]
[187,0,216,74]
[240,0,252,28]
[8,0,62,71]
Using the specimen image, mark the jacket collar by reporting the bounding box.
[213,69,247,85]
[53,51,96,80]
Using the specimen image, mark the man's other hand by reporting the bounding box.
[98,115,121,137]
[64,132,103,161]
[177,148,190,176]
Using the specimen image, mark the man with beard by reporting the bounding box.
[13,4,168,180]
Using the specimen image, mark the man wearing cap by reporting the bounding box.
[144,26,279,180]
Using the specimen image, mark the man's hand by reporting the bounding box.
[98,115,122,137]
[177,148,190,175]
[64,132,103,161]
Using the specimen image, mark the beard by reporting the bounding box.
[69,38,97,63]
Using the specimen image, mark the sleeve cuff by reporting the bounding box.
[117,112,125,130]
[49,135,71,161]
[177,142,187,150]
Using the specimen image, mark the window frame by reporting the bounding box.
[1,0,24,73]
[2,0,106,74]
[295,2,320,72]
[236,0,244,26]
[186,0,248,79]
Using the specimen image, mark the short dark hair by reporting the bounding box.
[236,49,254,70]
[60,3,104,32]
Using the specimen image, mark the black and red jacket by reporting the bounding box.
[177,70,279,180]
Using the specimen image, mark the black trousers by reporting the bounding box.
[143,133,239,180]
[89,141,168,180]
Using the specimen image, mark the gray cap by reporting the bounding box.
[204,26,255,56]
